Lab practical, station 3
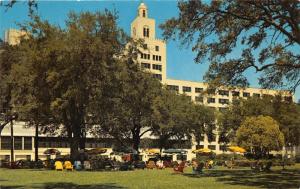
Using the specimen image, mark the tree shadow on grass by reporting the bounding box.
[0,182,125,189]
[183,168,300,189]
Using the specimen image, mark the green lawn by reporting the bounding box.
[0,165,299,189]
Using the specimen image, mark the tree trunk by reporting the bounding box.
[132,129,141,154]
[34,124,39,162]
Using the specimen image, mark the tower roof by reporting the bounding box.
[138,2,147,10]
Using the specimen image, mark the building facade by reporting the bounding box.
[0,3,294,161]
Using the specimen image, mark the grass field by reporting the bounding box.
[0,165,299,189]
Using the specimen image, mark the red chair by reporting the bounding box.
[173,161,185,173]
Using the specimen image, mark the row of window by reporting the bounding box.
[152,55,162,61]
[0,136,32,150]
[152,74,162,81]
[141,62,161,71]
[141,53,150,60]
[143,44,160,52]
[166,85,285,99]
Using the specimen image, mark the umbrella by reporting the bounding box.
[44,148,61,155]
[192,148,212,154]
[86,148,108,155]
[228,146,246,153]
[146,148,160,155]
[163,149,187,154]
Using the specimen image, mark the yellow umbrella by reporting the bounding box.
[228,146,246,153]
[86,148,108,155]
[146,148,160,155]
[192,148,212,154]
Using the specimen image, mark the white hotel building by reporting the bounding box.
[0,3,294,161]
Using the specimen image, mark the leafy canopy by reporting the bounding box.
[161,0,300,91]
[236,115,284,156]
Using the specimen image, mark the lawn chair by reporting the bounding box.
[54,161,63,171]
[84,161,92,171]
[64,161,73,171]
[193,162,204,174]
[173,161,185,173]
[225,160,234,169]
[74,161,82,170]
[146,160,156,169]
[263,161,272,172]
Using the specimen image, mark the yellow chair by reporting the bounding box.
[64,161,73,171]
[54,161,63,171]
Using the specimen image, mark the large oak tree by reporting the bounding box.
[161,0,300,91]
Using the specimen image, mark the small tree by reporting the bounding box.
[236,116,284,158]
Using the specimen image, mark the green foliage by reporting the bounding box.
[218,95,300,147]
[151,89,216,150]
[161,0,300,91]
[3,10,130,158]
[236,116,284,157]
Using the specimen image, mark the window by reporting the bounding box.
[152,64,162,71]
[140,53,144,59]
[243,92,250,97]
[232,91,240,97]
[24,137,32,150]
[167,85,179,92]
[143,44,147,49]
[1,136,11,150]
[208,145,216,150]
[152,55,155,60]
[220,145,228,152]
[195,87,203,93]
[158,56,161,61]
[142,10,146,17]
[14,137,22,150]
[143,27,149,37]
[196,145,204,149]
[219,98,229,104]
[176,154,187,161]
[141,63,150,69]
[218,90,229,96]
[155,46,159,51]
[182,86,191,92]
[207,98,215,103]
[253,93,261,98]
[195,96,203,103]
[152,74,162,80]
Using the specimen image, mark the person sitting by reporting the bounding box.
[147,160,156,169]
[156,160,164,169]
[173,161,185,173]
[193,162,204,174]
[208,159,214,169]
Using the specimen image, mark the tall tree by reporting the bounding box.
[151,90,192,151]
[161,0,300,91]
[93,60,162,153]
[236,116,284,158]
[8,11,129,160]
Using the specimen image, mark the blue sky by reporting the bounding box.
[1,0,299,102]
